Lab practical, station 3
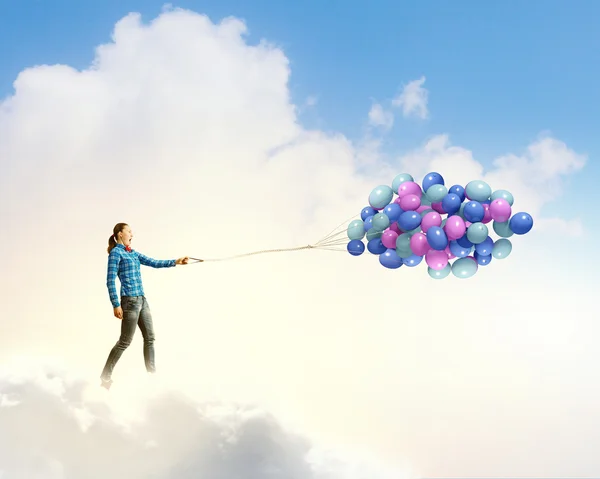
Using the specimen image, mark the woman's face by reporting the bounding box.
[118,225,133,247]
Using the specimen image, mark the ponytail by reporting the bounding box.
[107,222,128,254]
[107,235,117,254]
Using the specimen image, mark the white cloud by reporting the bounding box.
[367,103,394,130]
[392,76,428,119]
[0,7,597,478]
[0,359,409,479]
[306,95,318,107]
[395,133,587,220]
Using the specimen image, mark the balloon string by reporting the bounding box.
[189,214,359,263]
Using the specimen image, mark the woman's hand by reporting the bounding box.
[176,256,190,265]
[113,306,123,319]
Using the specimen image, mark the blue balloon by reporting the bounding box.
[449,240,472,258]
[360,206,376,221]
[463,201,485,223]
[426,226,448,251]
[379,248,403,269]
[441,193,462,215]
[383,203,403,222]
[402,254,423,267]
[347,240,365,256]
[367,238,387,255]
[448,184,465,202]
[422,172,445,192]
[509,212,533,235]
[474,251,492,265]
[364,215,374,231]
[397,211,422,231]
[456,234,473,249]
[474,236,494,256]
[482,199,491,205]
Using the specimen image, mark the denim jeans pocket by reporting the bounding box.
[122,296,140,312]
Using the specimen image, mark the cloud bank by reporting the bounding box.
[0,359,409,479]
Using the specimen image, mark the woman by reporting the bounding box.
[100,222,192,390]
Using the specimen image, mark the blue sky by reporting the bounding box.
[2,0,598,200]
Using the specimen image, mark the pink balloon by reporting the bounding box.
[399,194,421,211]
[416,205,430,214]
[421,211,442,233]
[389,222,401,234]
[445,245,456,259]
[482,203,492,224]
[410,233,429,256]
[382,229,399,249]
[431,202,446,214]
[397,181,423,199]
[465,221,472,228]
[489,198,512,222]
[444,215,466,240]
[426,249,449,271]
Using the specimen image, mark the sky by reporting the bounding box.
[0,1,598,478]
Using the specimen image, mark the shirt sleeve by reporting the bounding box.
[137,252,176,268]
[106,251,121,308]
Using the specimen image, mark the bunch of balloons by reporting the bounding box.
[346,172,533,279]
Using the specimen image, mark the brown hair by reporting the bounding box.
[107,223,128,254]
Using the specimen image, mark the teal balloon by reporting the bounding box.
[465,180,492,202]
[366,229,382,241]
[428,263,451,279]
[396,232,412,250]
[466,222,489,244]
[396,245,413,258]
[420,195,432,207]
[369,185,394,209]
[457,203,466,219]
[492,238,512,259]
[347,220,365,240]
[493,220,514,238]
[490,189,514,206]
[408,226,422,235]
[391,173,414,194]
[372,212,390,231]
[441,218,447,228]
[451,257,478,279]
[426,184,448,203]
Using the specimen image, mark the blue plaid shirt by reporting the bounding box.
[106,244,176,308]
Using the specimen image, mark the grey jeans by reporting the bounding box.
[100,295,156,380]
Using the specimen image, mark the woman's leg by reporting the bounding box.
[100,296,142,383]
[137,296,156,373]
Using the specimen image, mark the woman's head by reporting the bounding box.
[107,223,133,253]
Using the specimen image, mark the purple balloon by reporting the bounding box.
[421,211,442,233]
[431,202,446,214]
[445,245,456,259]
[482,203,492,224]
[397,181,423,199]
[389,222,402,234]
[489,199,512,222]
[410,232,430,256]
[399,194,421,211]
[382,229,399,249]
[416,205,430,214]
[444,215,467,240]
[425,249,449,271]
